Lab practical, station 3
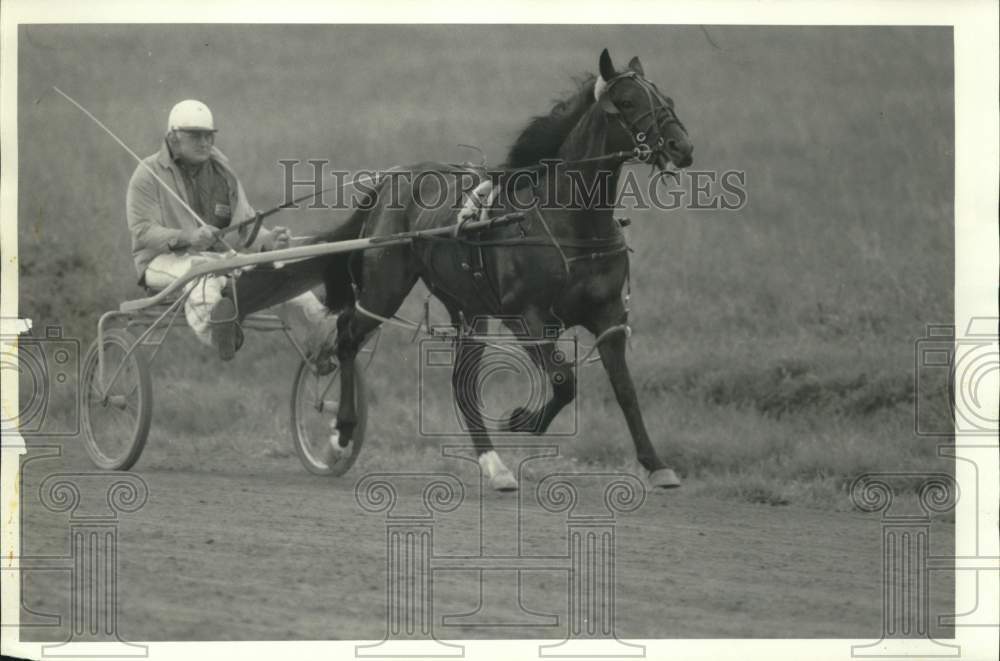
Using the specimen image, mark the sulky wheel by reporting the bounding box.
[290,359,367,476]
[80,329,153,470]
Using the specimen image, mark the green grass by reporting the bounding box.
[15,25,954,509]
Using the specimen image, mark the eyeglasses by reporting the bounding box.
[178,130,216,143]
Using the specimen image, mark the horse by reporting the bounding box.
[308,48,694,491]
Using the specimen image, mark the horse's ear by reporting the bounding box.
[627,56,645,76]
[599,48,616,81]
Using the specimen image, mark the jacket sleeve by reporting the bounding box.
[126,166,186,253]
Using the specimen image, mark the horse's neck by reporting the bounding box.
[536,110,621,237]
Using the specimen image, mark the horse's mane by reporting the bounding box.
[504,74,597,169]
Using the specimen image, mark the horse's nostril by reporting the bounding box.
[666,139,679,151]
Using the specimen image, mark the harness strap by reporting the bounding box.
[574,323,631,366]
[424,235,625,250]
[564,244,629,264]
[531,207,572,278]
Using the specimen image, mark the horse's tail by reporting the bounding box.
[309,187,379,312]
[313,206,368,312]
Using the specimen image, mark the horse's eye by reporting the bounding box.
[620,99,634,109]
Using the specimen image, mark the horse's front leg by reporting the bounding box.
[500,310,577,434]
[590,303,681,489]
[452,337,518,491]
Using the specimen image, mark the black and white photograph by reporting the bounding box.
[1,2,997,659]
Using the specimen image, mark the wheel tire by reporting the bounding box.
[290,359,368,476]
[80,329,153,471]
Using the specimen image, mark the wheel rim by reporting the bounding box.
[83,340,144,467]
[295,364,349,471]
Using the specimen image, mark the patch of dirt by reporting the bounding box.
[16,448,955,641]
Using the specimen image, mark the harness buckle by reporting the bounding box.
[632,143,653,162]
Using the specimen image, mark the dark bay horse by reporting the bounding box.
[308,48,694,491]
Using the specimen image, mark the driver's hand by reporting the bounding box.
[184,226,221,251]
[266,226,291,251]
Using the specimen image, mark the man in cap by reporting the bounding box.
[126,99,334,361]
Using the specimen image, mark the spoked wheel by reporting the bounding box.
[80,329,153,470]
[291,359,367,476]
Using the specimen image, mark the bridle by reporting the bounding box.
[597,70,687,165]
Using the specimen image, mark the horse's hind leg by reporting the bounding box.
[452,337,518,491]
[588,301,680,489]
[330,307,374,451]
[332,246,418,453]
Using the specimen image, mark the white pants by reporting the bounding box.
[144,252,331,351]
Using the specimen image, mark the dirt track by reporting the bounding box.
[17,446,954,643]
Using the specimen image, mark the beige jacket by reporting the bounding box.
[125,141,273,281]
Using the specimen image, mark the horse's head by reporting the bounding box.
[594,48,693,170]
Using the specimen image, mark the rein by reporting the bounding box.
[498,148,642,177]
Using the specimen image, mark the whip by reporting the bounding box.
[51,86,238,254]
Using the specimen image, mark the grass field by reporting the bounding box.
[15,24,954,509]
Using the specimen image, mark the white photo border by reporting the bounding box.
[2,1,997,660]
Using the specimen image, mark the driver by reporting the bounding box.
[126,99,334,361]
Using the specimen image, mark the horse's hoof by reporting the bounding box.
[479,450,518,491]
[326,428,353,462]
[490,469,519,492]
[649,468,681,489]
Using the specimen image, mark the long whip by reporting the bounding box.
[51,86,238,254]
[218,166,404,238]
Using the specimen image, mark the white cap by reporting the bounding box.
[166,99,216,133]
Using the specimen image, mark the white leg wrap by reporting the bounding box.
[325,421,354,464]
[478,451,517,491]
[328,422,343,452]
